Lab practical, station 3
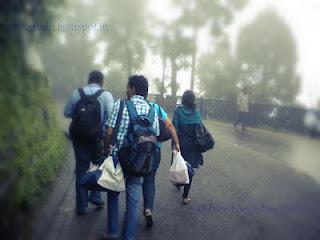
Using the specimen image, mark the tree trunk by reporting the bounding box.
[190,47,196,91]
[190,30,198,91]
[161,56,166,97]
[170,57,177,98]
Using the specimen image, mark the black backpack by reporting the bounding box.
[70,88,104,142]
[195,123,215,153]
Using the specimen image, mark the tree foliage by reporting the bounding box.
[236,8,300,105]
[39,0,99,97]
[173,0,248,90]
[0,1,66,234]
[197,40,238,100]
[102,0,148,77]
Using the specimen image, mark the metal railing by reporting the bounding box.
[110,92,319,135]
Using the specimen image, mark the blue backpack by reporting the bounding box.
[120,100,158,177]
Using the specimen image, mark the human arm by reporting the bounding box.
[172,108,179,134]
[160,106,180,152]
[63,89,80,118]
[104,127,114,156]
[102,91,114,136]
[104,100,120,155]
[165,118,180,152]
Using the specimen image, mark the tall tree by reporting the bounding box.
[165,26,193,98]
[150,20,193,98]
[173,0,248,91]
[148,22,170,97]
[39,0,100,97]
[102,0,148,78]
[197,40,238,100]
[157,34,170,97]
[236,8,300,105]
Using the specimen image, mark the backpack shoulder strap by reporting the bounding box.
[78,88,86,98]
[156,104,163,119]
[111,100,125,145]
[93,89,105,99]
[147,105,155,125]
[149,101,162,119]
[126,100,139,123]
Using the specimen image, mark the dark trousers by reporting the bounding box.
[234,111,249,130]
[142,150,161,211]
[73,140,102,212]
[183,173,193,198]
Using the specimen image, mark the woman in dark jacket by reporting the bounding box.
[172,90,203,205]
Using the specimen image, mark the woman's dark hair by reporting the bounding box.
[88,70,104,85]
[128,75,149,98]
[182,90,196,110]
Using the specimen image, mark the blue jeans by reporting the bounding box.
[142,150,161,211]
[106,176,142,240]
[73,141,102,212]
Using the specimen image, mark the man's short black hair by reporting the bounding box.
[128,75,149,98]
[88,71,104,85]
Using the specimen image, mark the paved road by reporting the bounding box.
[31,120,320,240]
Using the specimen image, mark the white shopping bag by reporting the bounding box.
[97,156,125,192]
[169,151,190,184]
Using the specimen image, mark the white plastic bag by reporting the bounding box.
[169,151,190,184]
[97,156,125,192]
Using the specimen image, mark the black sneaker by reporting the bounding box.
[89,198,105,207]
[144,209,154,229]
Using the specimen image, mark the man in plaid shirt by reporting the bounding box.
[102,75,159,240]
[106,95,159,155]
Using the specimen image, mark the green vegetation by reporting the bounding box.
[198,8,300,105]
[236,8,300,105]
[172,0,248,91]
[39,0,100,97]
[0,0,66,232]
[37,1,302,107]
[102,0,148,78]
[198,40,238,101]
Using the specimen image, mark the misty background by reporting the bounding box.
[34,0,320,108]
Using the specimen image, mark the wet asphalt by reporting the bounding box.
[32,120,320,240]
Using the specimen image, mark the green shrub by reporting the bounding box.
[0,49,67,212]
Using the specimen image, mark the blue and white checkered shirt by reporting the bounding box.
[107,95,160,153]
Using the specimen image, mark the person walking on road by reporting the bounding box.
[64,70,114,214]
[103,75,160,240]
[234,87,250,131]
[172,90,203,205]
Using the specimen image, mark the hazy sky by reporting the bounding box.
[145,0,320,107]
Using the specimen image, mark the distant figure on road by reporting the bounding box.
[142,95,180,229]
[304,109,320,137]
[172,90,203,205]
[234,87,250,131]
[64,70,114,214]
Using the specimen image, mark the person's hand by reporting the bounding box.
[104,145,112,156]
[173,143,180,152]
